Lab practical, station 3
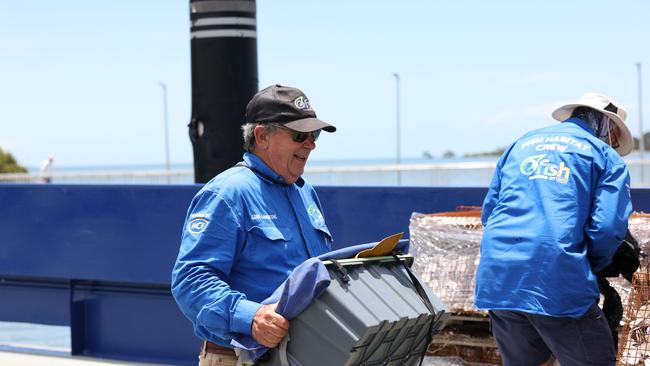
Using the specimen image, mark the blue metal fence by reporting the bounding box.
[1,184,649,364]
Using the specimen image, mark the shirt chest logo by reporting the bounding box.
[187,217,208,235]
[307,203,325,226]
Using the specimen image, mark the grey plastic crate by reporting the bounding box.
[261,255,449,366]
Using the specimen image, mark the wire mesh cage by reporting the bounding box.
[409,207,483,314]
[410,207,501,365]
[411,210,650,366]
[618,268,650,365]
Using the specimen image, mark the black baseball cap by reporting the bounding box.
[245,84,336,133]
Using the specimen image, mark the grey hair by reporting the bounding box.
[241,123,280,152]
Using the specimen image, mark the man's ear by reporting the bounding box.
[254,125,268,149]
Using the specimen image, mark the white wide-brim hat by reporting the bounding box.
[552,92,633,156]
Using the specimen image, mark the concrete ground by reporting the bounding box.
[0,350,163,366]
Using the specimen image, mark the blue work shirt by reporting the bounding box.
[474,117,632,318]
[171,152,333,347]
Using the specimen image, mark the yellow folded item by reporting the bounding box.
[355,232,404,258]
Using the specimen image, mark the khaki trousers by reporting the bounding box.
[198,342,238,366]
[198,351,238,366]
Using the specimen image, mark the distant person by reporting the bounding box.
[474,92,633,366]
[171,84,336,366]
[39,155,54,183]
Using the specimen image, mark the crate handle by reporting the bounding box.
[392,252,435,366]
[329,259,350,283]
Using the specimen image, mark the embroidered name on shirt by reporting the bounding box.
[251,213,277,220]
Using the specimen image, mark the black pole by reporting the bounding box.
[188,0,258,183]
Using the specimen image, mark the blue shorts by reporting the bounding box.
[489,302,615,366]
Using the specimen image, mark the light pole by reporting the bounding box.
[159,82,171,182]
[638,63,645,185]
[393,73,401,185]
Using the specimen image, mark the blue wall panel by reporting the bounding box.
[71,285,197,364]
[315,186,488,248]
[0,279,70,325]
[0,185,488,282]
[0,184,199,284]
[2,184,650,364]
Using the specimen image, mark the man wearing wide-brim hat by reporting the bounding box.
[475,92,633,365]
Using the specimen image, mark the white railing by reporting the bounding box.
[3,159,650,187]
[0,169,194,185]
[304,161,497,186]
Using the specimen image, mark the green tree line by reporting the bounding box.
[0,147,27,173]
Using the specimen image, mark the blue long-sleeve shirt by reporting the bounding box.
[474,117,632,318]
[171,152,332,347]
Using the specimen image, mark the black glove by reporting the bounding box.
[598,229,641,282]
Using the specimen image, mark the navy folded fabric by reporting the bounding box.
[230,239,409,360]
[318,239,409,260]
[230,257,330,359]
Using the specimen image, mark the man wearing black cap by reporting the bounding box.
[172,85,336,365]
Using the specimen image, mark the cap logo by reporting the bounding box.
[294,96,311,110]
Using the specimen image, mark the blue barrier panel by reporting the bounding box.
[315,186,488,248]
[70,282,198,364]
[0,184,200,283]
[2,184,650,364]
[0,184,202,364]
[0,278,70,326]
[0,185,489,280]
[631,189,650,213]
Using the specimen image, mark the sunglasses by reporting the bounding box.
[274,124,321,143]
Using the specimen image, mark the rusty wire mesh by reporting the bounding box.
[410,208,499,364]
[618,268,650,365]
[411,210,650,365]
[409,209,483,314]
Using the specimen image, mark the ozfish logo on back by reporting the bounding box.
[520,154,571,184]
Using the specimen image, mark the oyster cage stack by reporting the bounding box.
[409,208,501,364]
[618,267,650,365]
[263,254,449,366]
[406,210,650,365]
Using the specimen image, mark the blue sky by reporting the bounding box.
[1,1,649,168]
